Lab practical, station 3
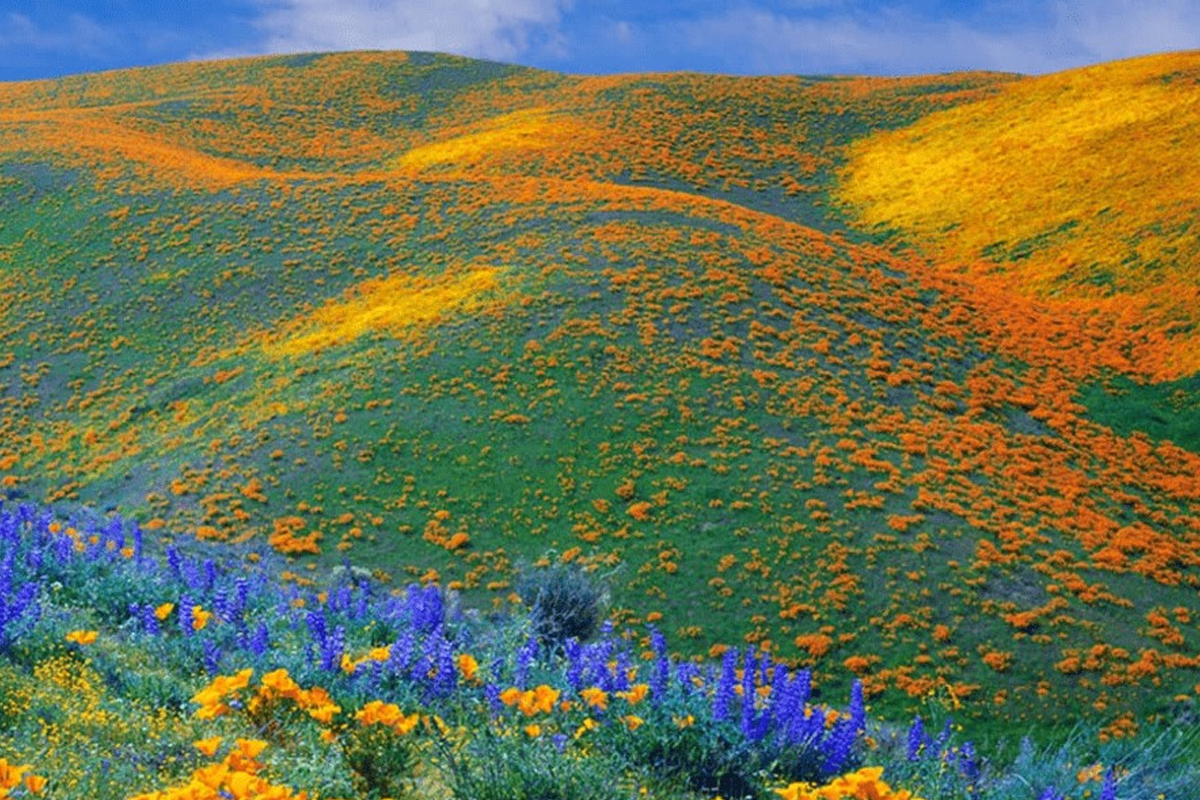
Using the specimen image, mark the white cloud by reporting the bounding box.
[632,1,1200,76]
[0,12,115,55]
[252,0,568,62]
[1051,0,1200,67]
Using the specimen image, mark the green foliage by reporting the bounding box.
[618,716,767,799]
[435,726,638,800]
[340,724,419,798]
[1080,371,1200,451]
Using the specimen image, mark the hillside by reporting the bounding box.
[2,50,1199,735]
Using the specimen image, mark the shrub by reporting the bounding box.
[515,560,609,648]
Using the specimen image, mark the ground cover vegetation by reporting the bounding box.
[1,48,1199,786]
[2,502,1197,798]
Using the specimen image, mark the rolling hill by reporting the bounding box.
[2,49,1199,736]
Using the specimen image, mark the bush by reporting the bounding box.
[515,560,609,648]
[624,718,762,799]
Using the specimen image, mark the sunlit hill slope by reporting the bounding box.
[2,50,1200,735]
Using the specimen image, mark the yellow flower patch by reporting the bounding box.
[839,51,1200,377]
[266,267,503,357]
[393,109,593,172]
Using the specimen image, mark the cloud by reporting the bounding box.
[604,1,1200,76]
[1052,0,1200,66]
[0,12,116,55]
[252,0,568,62]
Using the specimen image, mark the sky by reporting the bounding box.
[1,1,1197,82]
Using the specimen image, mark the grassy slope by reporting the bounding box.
[1,51,1199,738]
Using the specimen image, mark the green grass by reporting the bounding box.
[1080,372,1200,451]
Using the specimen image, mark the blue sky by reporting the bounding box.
[1,1,1197,82]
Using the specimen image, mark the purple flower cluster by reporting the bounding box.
[905,714,979,795]
[0,509,40,651]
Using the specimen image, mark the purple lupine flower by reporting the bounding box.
[934,717,953,754]
[202,559,218,593]
[583,638,615,690]
[1099,769,1118,800]
[178,596,196,637]
[648,626,670,703]
[957,741,980,791]
[777,671,819,747]
[202,640,223,675]
[428,632,457,698]
[484,682,504,715]
[907,715,928,761]
[787,701,826,748]
[712,648,738,722]
[388,629,415,674]
[610,649,633,692]
[166,548,182,579]
[409,584,444,633]
[332,584,352,613]
[0,581,39,650]
[23,542,44,573]
[105,518,125,554]
[793,668,811,708]
[768,665,801,740]
[306,608,345,671]
[848,680,865,734]
[0,547,16,591]
[326,624,346,671]
[758,649,774,693]
[248,622,270,656]
[820,716,857,776]
[53,531,72,564]
[306,606,327,640]
[1038,789,1064,800]
[141,604,161,636]
[675,662,700,695]
[514,636,539,686]
[212,587,233,623]
[131,523,143,561]
[741,648,760,740]
[564,638,585,689]
[411,650,434,689]
[354,580,370,619]
[234,578,250,614]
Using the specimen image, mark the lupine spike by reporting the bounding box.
[907,715,928,761]
[1099,769,1118,800]
[712,648,738,722]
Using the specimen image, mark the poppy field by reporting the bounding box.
[1,48,1200,775]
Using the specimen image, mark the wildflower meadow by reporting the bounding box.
[1,48,1200,798]
[2,502,1199,798]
